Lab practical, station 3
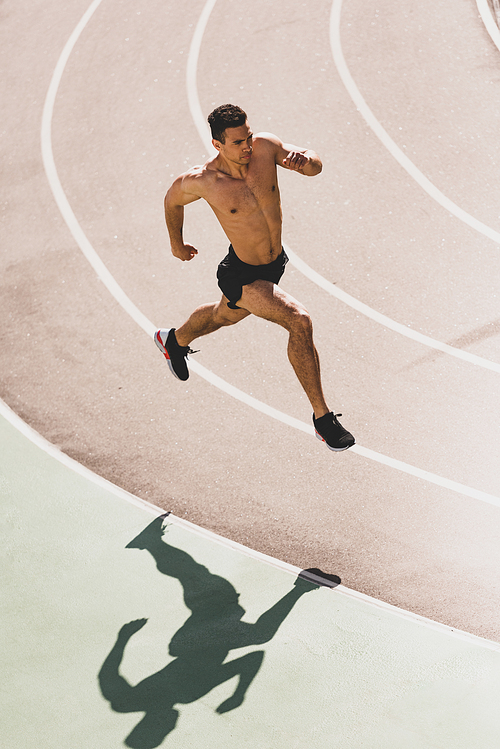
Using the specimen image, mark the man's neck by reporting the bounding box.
[213,153,248,180]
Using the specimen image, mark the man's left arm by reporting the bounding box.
[279,139,322,176]
[281,144,322,176]
[257,132,322,176]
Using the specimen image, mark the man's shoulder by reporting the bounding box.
[254,132,282,150]
[180,161,217,195]
[252,133,285,166]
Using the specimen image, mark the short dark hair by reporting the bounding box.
[208,104,247,143]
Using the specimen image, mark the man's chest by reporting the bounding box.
[209,164,278,216]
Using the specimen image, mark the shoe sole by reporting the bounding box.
[314,430,355,452]
[154,330,184,381]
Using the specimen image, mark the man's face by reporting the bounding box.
[215,122,253,165]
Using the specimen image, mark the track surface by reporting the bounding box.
[2,0,500,639]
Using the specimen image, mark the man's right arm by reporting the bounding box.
[164,173,201,261]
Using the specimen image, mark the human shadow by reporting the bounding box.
[98,515,323,748]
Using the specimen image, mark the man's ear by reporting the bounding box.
[212,139,221,152]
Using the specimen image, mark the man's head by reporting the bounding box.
[208,104,247,144]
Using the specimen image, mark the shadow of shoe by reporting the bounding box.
[298,568,341,589]
[126,513,170,550]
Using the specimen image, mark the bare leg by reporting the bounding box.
[175,298,250,347]
[238,281,330,419]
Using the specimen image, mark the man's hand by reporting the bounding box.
[171,243,199,262]
[280,143,322,176]
[282,150,309,172]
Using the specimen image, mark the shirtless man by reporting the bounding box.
[155,104,354,451]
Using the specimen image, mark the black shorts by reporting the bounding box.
[217,245,289,309]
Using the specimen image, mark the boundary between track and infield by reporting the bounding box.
[2,395,500,653]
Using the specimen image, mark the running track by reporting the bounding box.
[1,0,500,643]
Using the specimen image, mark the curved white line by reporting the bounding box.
[186,0,500,375]
[284,245,500,373]
[41,0,154,338]
[187,0,218,154]
[39,0,500,508]
[330,0,500,246]
[477,0,500,52]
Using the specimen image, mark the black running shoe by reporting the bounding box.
[313,412,355,452]
[154,328,198,381]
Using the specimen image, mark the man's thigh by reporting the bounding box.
[238,280,307,326]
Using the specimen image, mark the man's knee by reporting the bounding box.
[289,306,313,335]
[215,303,249,327]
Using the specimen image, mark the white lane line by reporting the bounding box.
[477,0,500,52]
[40,0,155,338]
[39,0,500,508]
[284,245,500,373]
[187,0,218,155]
[330,0,500,247]
[3,396,499,650]
[186,0,500,375]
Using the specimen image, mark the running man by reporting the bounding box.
[155,104,354,451]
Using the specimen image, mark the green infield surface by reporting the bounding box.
[2,404,500,749]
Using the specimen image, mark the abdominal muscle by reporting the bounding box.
[212,203,283,266]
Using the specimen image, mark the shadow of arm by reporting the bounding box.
[98,619,147,712]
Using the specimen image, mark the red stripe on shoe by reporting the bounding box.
[155,331,170,359]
